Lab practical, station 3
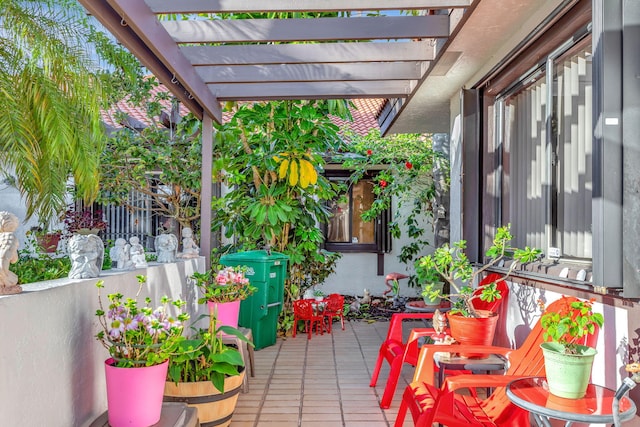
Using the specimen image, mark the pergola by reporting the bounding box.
[78,0,548,263]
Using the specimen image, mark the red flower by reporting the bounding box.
[405,161,413,169]
[379,180,388,188]
[366,149,372,156]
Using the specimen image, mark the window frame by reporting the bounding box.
[323,168,391,254]
[473,2,607,287]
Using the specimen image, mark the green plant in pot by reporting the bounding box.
[95,275,189,426]
[416,224,541,316]
[539,297,603,398]
[415,224,541,349]
[164,313,254,426]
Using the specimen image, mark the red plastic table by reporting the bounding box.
[506,376,637,427]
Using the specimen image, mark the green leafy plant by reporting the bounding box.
[192,265,257,304]
[539,298,603,354]
[10,233,70,283]
[167,314,253,393]
[95,275,189,367]
[210,100,348,333]
[416,224,541,317]
[11,254,71,284]
[98,77,203,231]
[340,130,446,284]
[62,206,108,235]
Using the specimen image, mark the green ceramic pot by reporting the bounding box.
[421,281,444,306]
[540,342,597,399]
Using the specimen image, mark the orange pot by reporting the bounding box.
[448,310,499,357]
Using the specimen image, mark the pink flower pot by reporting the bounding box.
[207,300,241,329]
[104,358,168,427]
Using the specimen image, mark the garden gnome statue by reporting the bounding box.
[109,238,133,270]
[155,233,178,263]
[68,234,104,279]
[129,236,147,268]
[179,227,199,258]
[0,211,22,295]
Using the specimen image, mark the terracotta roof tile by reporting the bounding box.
[102,83,384,135]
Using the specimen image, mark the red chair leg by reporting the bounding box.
[380,357,403,409]
[394,392,410,427]
[370,349,386,387]
[307,320,312,340]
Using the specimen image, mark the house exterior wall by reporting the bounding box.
[443,0,640,406]
[321,184,437,298]
[494,280,637,395]
[0,259,206,427]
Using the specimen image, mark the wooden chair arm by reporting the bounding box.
[442,374,524,392]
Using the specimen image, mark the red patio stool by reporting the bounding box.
[323,293,345,333]
[293,299,325,339]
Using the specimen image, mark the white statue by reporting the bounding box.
[109,238,133,270]
[68,234,104,279]
[129,236,147,268]
[179,227,199,259]
[155,233,178,263]
[0,211,22,295]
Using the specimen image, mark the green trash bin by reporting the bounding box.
[219,250,289,350]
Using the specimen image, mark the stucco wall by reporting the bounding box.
[0,258,206,427]
[321,197,436,298]
[493,280,636,398]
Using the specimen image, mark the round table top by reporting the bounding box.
[506,377,637,424]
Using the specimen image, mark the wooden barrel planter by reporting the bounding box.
[163,370,245,427]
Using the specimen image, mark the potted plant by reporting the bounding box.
[63,205,108,236]
[29,226,62,253]
[192,265,257,329]
[539,297,604,399]
[164,314,252,426]
[95,275,189,427]
[415,224,541,347]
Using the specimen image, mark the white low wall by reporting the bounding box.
[0,258,206,427]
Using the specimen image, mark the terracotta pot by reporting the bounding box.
[104,358,168,427]
[448,310,499,357]
[36,233,61,253]
[163,370,245,427]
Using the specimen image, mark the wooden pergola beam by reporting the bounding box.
[207,81,411,100]
[147,0,471,14]
[195,62,425,84]
[181,41,435,65]
[163,15,449,44]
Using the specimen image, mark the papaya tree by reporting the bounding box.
[211,100,351,333]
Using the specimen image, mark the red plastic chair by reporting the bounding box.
[292,299,325,339]
[324,293,345,333]
[370,273,507,409]
[394,296,599,427]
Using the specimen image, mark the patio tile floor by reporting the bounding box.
[231,319,420,427]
